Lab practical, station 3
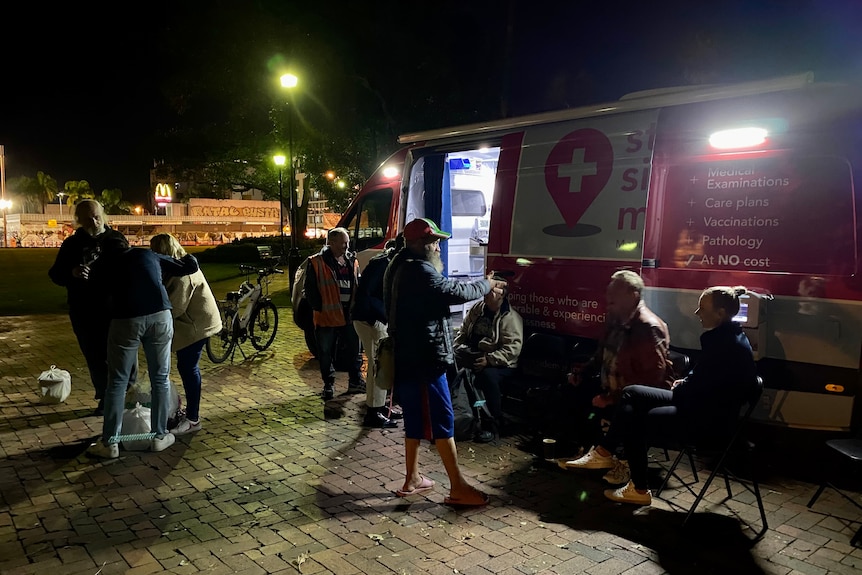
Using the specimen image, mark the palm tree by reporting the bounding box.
[98,188,123,214]
[62,180,96,207]
[35,172,59,214]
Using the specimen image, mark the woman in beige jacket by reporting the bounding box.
[150,234,222,434]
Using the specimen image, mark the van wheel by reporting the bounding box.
[304,328,318,357]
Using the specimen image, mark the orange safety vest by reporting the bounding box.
[309,255,358,327]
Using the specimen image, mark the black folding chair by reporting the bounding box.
[655,376,768,541]
[500,333,567,417]
[806,434,862,546]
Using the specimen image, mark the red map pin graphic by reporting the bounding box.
[544,128,614,228]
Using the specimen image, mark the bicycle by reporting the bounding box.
[206,263,284,363]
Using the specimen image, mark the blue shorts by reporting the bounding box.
[395,370,454,440]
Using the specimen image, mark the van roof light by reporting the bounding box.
[382,166,399,179]
[708,127,768,150]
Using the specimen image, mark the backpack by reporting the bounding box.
[449,368,493,441]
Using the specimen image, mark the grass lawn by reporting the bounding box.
[0,247,292,316]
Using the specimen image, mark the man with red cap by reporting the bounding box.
[384,217,507,506]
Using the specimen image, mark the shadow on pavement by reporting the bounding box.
[500,457,768,575]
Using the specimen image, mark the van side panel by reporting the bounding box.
[489,111,659,340]
[487,132,524,255]
[642,92,862,430]
[506,111,659,261]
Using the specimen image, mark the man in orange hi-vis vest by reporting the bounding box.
[304,227,365,400]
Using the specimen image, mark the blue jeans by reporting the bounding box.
[103,310,174,444]
[176,338,207,421]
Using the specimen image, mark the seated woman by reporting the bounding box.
[564,285,758,506]
[453,281,524,441]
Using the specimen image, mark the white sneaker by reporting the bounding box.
[603,459,631,485]
[170,417,202,435]
[151,433,176,452]
[560,446,615,470]
[87,441,119,459]
[604,480,652,506]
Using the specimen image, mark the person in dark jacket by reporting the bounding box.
[352,234,404,428]
[384,217,507,506]
[568,285,757,506]
[85,239,199,459]
[48,200,135,415]
[304,227,364,400]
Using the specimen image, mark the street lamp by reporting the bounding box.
[273,154,287,262]
[279,73,301,291]
[57,192,66,216]
[0,199,11,248]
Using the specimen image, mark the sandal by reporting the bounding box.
[443,489,490,508]
[395,476,435,497]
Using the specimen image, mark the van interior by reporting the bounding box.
[405,146,502,319]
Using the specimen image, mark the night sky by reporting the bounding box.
[1,0,860,205]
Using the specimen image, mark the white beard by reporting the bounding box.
[426,247,444,273]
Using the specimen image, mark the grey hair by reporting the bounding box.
[610,270,644,294]
[327,227,349,243]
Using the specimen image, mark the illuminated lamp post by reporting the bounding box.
[273,154,287,263]
[280,72,301,292]
[57,191,66,216]
[135,206,144,239]
[0,144,7,247]
[0,199,10,248]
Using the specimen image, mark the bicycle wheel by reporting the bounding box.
[249,300,279,351]
[206,308,236,363]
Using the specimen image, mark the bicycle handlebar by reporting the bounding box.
[239,264,284,277]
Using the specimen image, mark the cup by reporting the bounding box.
[542,438,556,461]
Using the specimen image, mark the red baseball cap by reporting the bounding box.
[403,218,451,242]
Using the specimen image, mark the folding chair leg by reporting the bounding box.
[750,473,769,539]
[723,470,733,499]
[807,483,827,508]
[657,448,689,496]
[688,451,698,484]
[683,449,731,526]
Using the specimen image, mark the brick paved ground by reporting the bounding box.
[2,313,862,575]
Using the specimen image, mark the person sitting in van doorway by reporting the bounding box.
[385,217,508,506]
[558,270,674,484]
[453,278,523,442]
[567,286,758,506]
[351,234,405,428]
[305,227,365,400]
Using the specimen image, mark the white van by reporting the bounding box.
[336,72,862,432]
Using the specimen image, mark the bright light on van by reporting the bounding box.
[515,258,532,266]
[616,241,639,252]
[382,166,399,179]
[708,127,768,150]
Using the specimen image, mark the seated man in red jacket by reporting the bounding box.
[558,270,674,484]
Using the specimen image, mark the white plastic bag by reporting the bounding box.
[121,403,153,451]
[38,365,71,404]
[125,379,180,415]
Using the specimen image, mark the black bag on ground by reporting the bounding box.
[449,367,493,441]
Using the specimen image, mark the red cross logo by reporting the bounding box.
[543,128,614,227]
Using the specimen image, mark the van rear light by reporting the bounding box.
[382,166,399,178]
[708,127,768,150]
